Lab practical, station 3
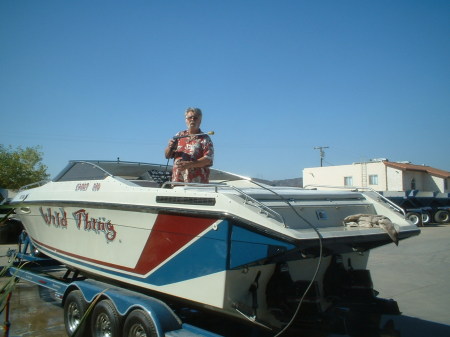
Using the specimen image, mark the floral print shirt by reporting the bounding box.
[171,130,214,183]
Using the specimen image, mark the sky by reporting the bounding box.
[1,0,449,181]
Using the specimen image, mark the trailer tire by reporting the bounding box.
[0,222,10,244]
[434,210,450,224]
[123,309,158,337]
[421,212,431,225]
[64,290,91,337]
[91,299,121,337]
[0,219,23,244]
[406,212,421,226]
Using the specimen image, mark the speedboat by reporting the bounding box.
[10,160,420,330]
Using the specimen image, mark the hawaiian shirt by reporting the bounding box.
[171,129,214,183]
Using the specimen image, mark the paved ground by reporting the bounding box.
[0,244,66,337]
[0,224,449,336]
[368,223,450,326]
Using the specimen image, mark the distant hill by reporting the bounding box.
[253,177,303,188]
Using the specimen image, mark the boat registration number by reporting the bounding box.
[75,183,101,191]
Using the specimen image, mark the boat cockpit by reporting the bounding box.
[53,160,247,188]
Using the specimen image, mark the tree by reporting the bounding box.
[0,145,50,189]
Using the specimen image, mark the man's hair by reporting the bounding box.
[185,107,202,117]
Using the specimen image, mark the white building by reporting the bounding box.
[303,159,450,193]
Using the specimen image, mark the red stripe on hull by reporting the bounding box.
[134,214,217,274]
[33,238,136,272]
[32,214,217,276]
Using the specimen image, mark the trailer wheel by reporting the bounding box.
[421,212,431,225]
[91,299,121,337]
[434,210,450,224]
[406,212,421,226]
[64,290,91,337]
[123,309,158,337]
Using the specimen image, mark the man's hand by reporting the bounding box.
[168,139,177,149]
[175,160,193,170]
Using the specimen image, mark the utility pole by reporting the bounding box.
[314,146,329,167]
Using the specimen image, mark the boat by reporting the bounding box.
[10,160,420,330]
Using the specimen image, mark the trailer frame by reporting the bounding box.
[6,242,223,337]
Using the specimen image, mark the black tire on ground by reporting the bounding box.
[64,290,91,337]
[0,223,10,244]
[91,299,121,337]
[421,212,431,224]
[406,212,421,226]
[123,309,158,337]
[0,219,23,244]
[434,210,450,224]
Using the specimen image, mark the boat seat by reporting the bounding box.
[140,170,171,184]
[129,180,160,188]
[128,170,171,188]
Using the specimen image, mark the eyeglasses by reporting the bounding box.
[186,116,199,120]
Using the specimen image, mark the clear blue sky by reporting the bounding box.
[1,0,449,180]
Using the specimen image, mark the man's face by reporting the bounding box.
[185,113,201,129]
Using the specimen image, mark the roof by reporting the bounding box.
[383,161,450,179]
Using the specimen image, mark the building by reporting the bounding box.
[303,159,450,193]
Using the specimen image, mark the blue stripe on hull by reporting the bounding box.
[148,220,230,285]
[32,220,295,287]
[33,221,231,286]
[230,226,295,269]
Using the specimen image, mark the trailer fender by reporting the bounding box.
[67,279,182,336]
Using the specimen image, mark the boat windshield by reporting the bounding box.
[53,160,246,183]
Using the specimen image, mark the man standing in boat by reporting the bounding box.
[165,107,214,183]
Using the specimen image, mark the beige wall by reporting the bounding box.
[303,162,388,190]
[303,162,448,192]
[386,167,403,190]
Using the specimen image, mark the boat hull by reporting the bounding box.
[17,202,374,328]
[18,202,327,326]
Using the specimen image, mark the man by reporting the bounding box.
[165,107,214,183]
